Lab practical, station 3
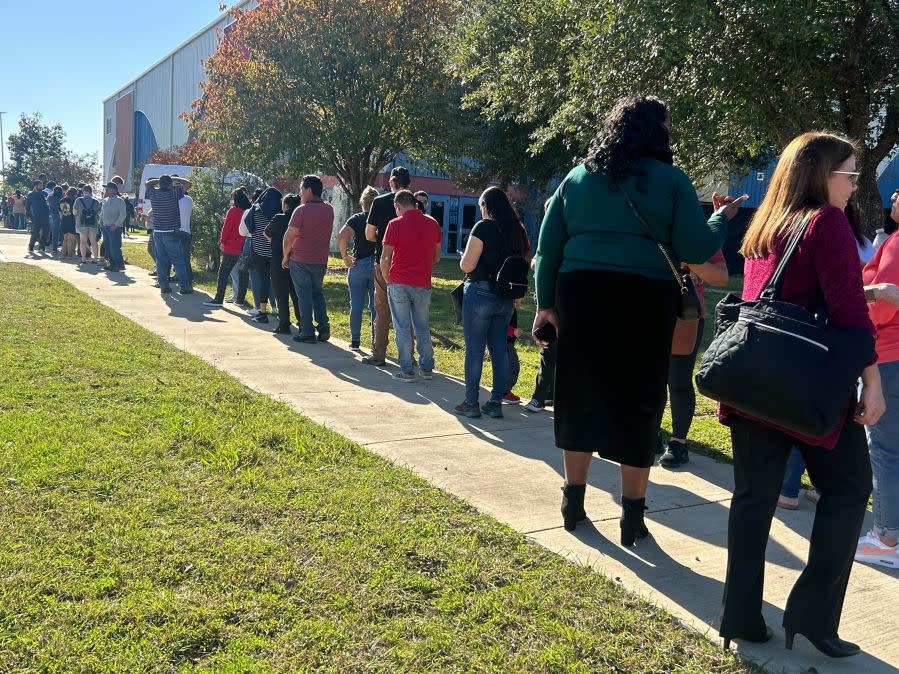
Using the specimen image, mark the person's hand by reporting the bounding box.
[532,308,560,346]
[343,255,355,268]
[282,258,290,270]
[855,381,886,425]
[871,283,899,306]
[513,327,522,338]
[712,192,749,221]
[219,243,225,253]
[514,298,524,310]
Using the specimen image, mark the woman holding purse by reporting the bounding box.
[717,132,883,657]
[532,95,743,544]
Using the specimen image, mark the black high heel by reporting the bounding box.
[561,483,587,531]
[620,497,649,546]
[785,630,860,658]
[721,626,773,651]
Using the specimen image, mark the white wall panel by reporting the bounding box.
[171,29,219,146]
[134,58,174,149]
[103,98,117,175]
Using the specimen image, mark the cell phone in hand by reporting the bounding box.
[534,322,557,344]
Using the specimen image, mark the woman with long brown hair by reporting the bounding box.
[718,132,883,658]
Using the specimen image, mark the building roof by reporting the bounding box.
[103,0,255,103]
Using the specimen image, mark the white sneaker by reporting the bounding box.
[524,399,545,413]
[855,531,899,569]
[248,308,261,316]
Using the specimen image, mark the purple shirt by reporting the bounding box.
[719,205,875,448]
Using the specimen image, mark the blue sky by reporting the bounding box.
[0,1,227,161]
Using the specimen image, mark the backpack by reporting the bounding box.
[489,220,530,299]
[81,198,97,227]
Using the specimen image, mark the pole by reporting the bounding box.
[0,112,5,178]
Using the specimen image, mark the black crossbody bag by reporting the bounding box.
[621,190,701,320]
[695,218,875,438]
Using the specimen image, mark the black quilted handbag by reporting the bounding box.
[695,218,875,438]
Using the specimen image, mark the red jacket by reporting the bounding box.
[220,206,246,256]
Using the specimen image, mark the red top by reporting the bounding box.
[692,248,727,319]
[864,231,899,364]
[383,209,442,288]
[719,205,875,448]
[220,206,246,256]
[288,200,334,265]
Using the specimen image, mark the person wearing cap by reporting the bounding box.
[363,166,412,366]
[100,182,127,272]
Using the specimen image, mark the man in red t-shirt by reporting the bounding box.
[381,190,443,382]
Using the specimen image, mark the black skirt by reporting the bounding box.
[554,269,678,467]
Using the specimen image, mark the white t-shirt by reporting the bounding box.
[857,237,876,265]
[178,194,194,234]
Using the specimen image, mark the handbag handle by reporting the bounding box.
[759,217,813,301]
[621,189,689,295]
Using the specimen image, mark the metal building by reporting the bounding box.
[102,2,257,191]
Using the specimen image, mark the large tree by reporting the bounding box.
[449,0,899,232]
[194,0,457,203]
[4,113,99,190]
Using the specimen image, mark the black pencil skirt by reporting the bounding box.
[554,269,679,468]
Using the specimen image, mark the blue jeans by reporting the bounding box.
[153,230,191,290]
[289,261,329,338]
[49,213,61,251]
[388,284,433,374]
[348,255,376,342]
[867,359,899,540]
[14,213,25,230]
[179,232,194,285]
[780,448,806,499]
[462,280,514,404]
[102,226,124,269]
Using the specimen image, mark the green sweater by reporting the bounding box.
[534,161,729,309]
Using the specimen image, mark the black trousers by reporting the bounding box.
[270,259,301,329]
[28,219,49,251]
[531,342,557,404]
[250,250,273,305]
[720,414,872,640]
[213,254,242,303]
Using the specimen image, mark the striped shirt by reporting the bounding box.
[251,208,273,257]
[145,186,184,232]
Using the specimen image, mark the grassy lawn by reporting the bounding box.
[0,263,759,673]
[122,243,737,463]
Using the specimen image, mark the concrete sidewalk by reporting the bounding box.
[2,229,896,674]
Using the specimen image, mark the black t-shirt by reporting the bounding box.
[60,197,76,225]
[366,191,395,261]
[263,212,290,262]
[26,190,49,223]
[345,211,375,260]
[466,218,509,282]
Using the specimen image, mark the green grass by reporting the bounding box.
[122,244,738,463]
[0,263,760,673]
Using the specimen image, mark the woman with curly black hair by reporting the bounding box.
[533,95,745,544]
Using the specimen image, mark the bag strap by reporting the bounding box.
[621,189,689,296]
[759,216,812,301]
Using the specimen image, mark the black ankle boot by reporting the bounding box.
[561,483,587,531]
[620,496,649,546]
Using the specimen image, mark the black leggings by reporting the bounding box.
[667,318,705,439]
[251,250,272,305]
[270,260,301,329]
[530,342,556,404]
[28,220,49,251]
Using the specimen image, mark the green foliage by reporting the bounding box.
[0,263,758,672]
[3,112,100,190]
[187,170,235,269]
[196,0,458,203]
[449,0,899,229]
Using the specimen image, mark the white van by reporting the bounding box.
[136,164,266,215]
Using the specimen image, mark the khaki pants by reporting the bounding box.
[373,265,392,360]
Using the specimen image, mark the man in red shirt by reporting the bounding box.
[381,190,443,382]
[282,175,335,344]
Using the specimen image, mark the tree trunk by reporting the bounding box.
[857,152,886,238]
